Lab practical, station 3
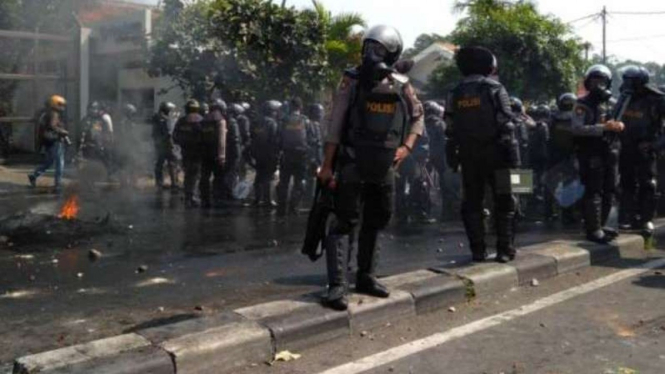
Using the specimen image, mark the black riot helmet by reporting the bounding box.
[362,25,404,66]
[557,93,577,111]
[199,102,210,116]
[584,64,613,100]
[88,101,101,116]
[185,99,200,114]
[309,103,325,121]
[228,103,245,118]
[159,102,176,115]
[509,97,523,113]
[456,46,497,77]
[264,100,282,116]
[424,101,443,118]
[123,103,137,118]
[620,65,650,93]
[210,99,227,114]
[537,104,551,119]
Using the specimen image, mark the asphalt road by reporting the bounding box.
[0,163,598,365]
[243,251,665,374]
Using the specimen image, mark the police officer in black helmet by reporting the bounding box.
[221,103,243,201]
[424,101,448,220]
[152,102,179,191]
[173,99,204,208]
[572,65,625,243]
[251,100,282,207]
[200,99,227,208]
[306,103,325,199]
[546,93,579,224]
[617,65,665,237]
[317,25,424,310]
[445,46,519,264]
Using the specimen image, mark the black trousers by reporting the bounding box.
[578,146,619,234]
[460,147,516,256]
[254,158,277,203]
[325,162,393,288]
[619,144,657,225]
[154,146,178,187]
[181,149,201,200]
[200,150,223,205]
[276,150,308,211]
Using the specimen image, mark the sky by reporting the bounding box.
[143,0,665,64]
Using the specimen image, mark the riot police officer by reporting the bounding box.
[115,103,141,187]
[251,101,281,207]
[509,97,532,166]
[79,101,114,178]
[317,25,424,310]
[306,103,325,199]
[424,101,449,220]
[617,65,665,237]
[546,93,579,223]
[236,102,252,182]
[276,97,310,215]
[530,105,551,214]
[152,102,179,191]
[572,65,625,243]
[200,99,227,208]
[445,46,518,263]
[173,100,204,208]
[221,103,243,201]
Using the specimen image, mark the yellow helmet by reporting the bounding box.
[49,95,67,110]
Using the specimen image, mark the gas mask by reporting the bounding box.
[360,41,391,89]
[587,77,612,102]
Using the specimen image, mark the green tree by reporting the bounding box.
[427,0,585,102]
[310,0,366,89]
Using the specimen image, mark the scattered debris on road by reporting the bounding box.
[269,350,301,365]
[531,279,540,287]
[88,249,102,261]
[136,265,148,273]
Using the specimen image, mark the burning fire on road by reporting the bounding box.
[58,196,80,220]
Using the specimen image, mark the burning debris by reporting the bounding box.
[0,195,125,248]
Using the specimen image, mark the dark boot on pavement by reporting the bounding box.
[586,229,612,244]
[325,284,348,311]
[355,273,390,298]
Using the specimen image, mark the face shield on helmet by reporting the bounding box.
[362,25,403,66]
[620,65,650,94]
[185,99,200,114]
[160,102,176,116]
[88,101,101,116]
[557,93,576,111]
[584,64,613,100]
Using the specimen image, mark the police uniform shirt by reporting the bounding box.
[325,75,425,145]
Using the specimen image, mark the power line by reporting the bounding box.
[609,10,665,15]
[566,13,600,24]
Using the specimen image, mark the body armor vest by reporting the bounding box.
[281,113,309,152]
[550,111,575,155]
[621,95,660,143]
[175,113,202,148]
[201,112,223,147]
[450,79,499,146]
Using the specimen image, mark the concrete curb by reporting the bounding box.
[11,231,653,373]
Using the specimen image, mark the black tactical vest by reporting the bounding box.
[450,78,499,145]
[621,95,660,143]
[281,113,309,152]
[175,113,202,148]
[201,112,223,147]
[575,97,615,152]
[347,88,407,150]
[550,111,575,155]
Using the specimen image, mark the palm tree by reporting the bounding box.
[311,0,366,89]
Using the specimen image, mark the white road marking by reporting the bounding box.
[317,257,665,374]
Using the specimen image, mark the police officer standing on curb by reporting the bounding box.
[572,65,625,243]
[152,102,179,191]
[616,66,665,238]
[200,99,227,209]
[173,100,204,208]
[251,100,282,207]
[317,25,424,311]
[445,46,519,264]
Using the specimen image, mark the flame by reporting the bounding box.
[58,196,79,220]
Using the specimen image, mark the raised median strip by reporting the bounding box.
[11,231,655,373]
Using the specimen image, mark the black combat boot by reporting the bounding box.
[356,228,390,298]
[325,234,350,310]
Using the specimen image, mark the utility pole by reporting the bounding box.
[601,6,607,64]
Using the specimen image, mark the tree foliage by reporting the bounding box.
[427,0,585,102]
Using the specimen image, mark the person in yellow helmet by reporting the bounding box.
[29,95,70,193]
